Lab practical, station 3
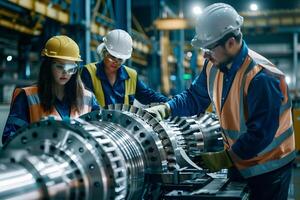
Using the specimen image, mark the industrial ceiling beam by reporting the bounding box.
[0,18,41,35]
[0,5,43,35]
[8,0,69,24]
[3,0,151,60]
[241,9,300,31]
[154,18,194,30]
[154,9,300,31]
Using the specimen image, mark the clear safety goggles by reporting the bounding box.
[201,42,220,53]
[52,62,78,75]
[105,52,124,63]
[200,42,221,58]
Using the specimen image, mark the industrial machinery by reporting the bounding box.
[0,104,248,200]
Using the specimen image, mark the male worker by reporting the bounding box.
[81,29,169,107]
[146,3,295,200]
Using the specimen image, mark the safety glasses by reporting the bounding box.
[105,52,124,63]
[52,62,78,75]
[200,42,221,58]
[203,33,238,53]
[202,41,220,52]
[206,42,220,51]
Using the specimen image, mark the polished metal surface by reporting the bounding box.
[0,105,224,200]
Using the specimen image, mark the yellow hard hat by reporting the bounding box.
[41,35,82,61]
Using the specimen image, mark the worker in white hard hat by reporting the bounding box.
[2,35,100,144]
[146,3,295,200]
[81,29,169,107]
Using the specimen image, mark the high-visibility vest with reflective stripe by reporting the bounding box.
[206,49,295,178]
[13,85,93,123]
[85,63,137,107]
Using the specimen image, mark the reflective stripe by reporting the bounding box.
[208,66,218,109]
[223,61,256,141]
[22,86,92,122]
[239,60,255,133]
[223,111,290,144]
[85,63,105,106]
[280,98,292,115]
[7,116,28,127]
[27,94,40,105]
[240,150,296,178]
[223,129,240,140]
[258,127,293,156]
[224,59,255,141]
[124,66,137,105]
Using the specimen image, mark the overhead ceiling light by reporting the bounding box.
[187,51,192,58]
[193,6,202,15]
[250,3,258,11]
[6,55,12,62]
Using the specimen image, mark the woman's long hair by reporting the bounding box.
[37,57,84,112]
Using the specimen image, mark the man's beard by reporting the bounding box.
[215,53,234,69]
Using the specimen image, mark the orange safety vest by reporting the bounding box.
[206,49,295,178]
[12,85,93,123]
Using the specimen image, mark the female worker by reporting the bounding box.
[2,35,100,144]
[81,29,169,107]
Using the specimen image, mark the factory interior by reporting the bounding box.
[0,0,299,199]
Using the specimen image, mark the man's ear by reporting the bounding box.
[225,37,235,49]
[224,37,237,54]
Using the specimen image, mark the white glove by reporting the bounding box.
[145,104,170,121]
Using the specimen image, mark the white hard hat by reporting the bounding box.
[102,29,133,60]
[96,43,105,59]
[191,3,243,49]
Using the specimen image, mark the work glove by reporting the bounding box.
[196,150,233,172]
[145,104,170,121]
